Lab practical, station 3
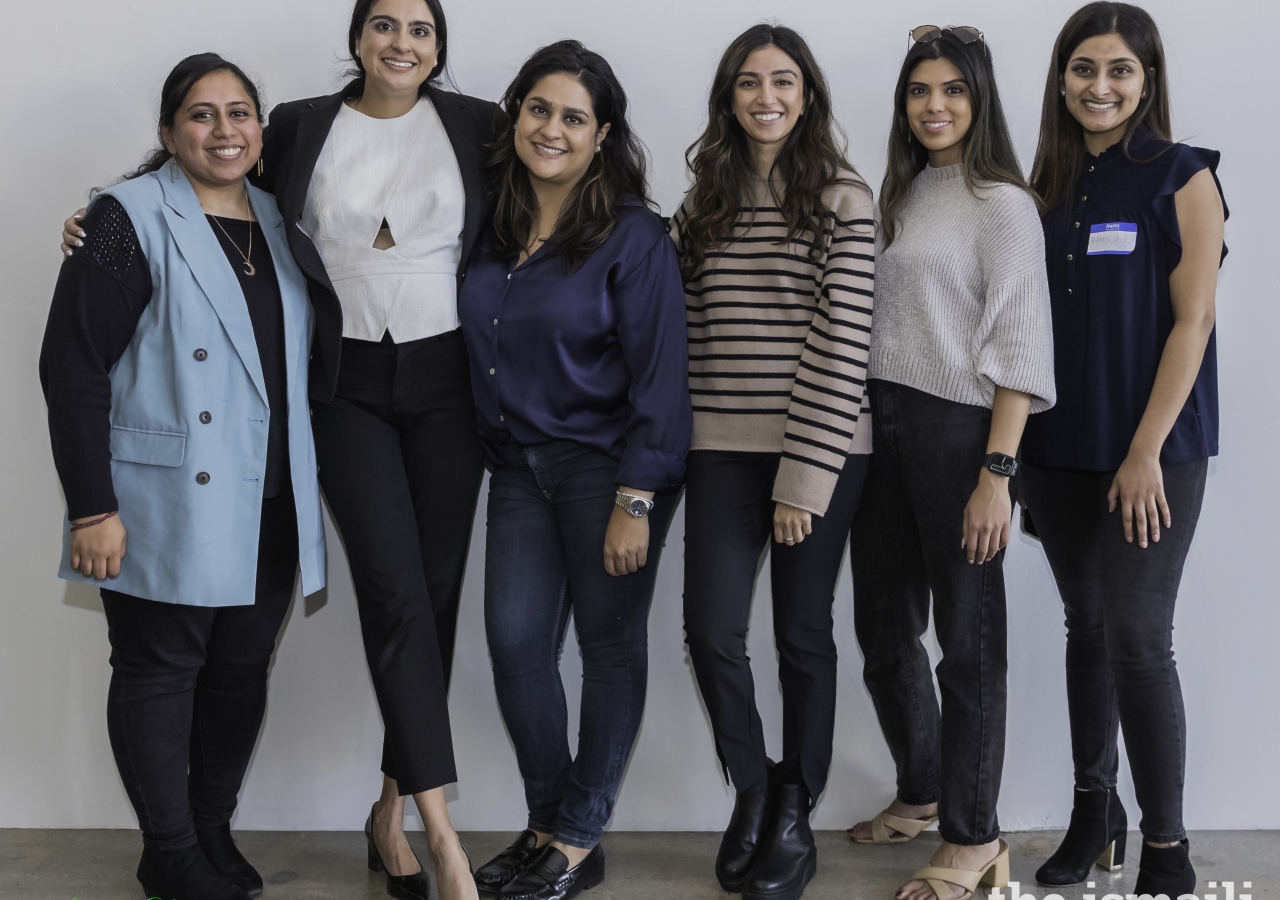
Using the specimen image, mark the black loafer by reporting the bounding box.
[365,812,431,900]
[743,783,817,900]
[198,825,264,897]
[475,830,542,892]
[499,844,605,900]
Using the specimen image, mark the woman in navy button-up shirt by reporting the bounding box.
[1023,4,1226,891]
[459,41,690,898]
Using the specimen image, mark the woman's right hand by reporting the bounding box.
[69,514,127,580]
[62,209,88,257]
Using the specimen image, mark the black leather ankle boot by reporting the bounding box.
[716,761,776,892]
[742,782,816,900]
[198,825,264,897]
[1036,787,1128,886]
[138,844,252,900]
[1134,839,1196,897]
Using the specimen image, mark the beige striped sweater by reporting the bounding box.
[670,173,876,516]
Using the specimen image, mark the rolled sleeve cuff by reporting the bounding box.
[617,446,686,493]
[772,457,840,517]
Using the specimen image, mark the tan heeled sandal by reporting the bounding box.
[909,840,1010,900]
[850,809,940,844]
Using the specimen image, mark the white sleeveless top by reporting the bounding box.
[301,97,465,343]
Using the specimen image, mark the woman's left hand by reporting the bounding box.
[962,471,1013,565]
[1108,450,1170,548]
[773,502,813,546]
[604,506,650,576]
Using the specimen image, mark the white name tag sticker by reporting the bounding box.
[1087,222,1138,255]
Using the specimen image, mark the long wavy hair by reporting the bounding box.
[1030,2,1171,212]
[879,31,1028,249]
[679,24,854,281]
[122,53,264,183]
[345,0,451,94]
[488,40,653,273]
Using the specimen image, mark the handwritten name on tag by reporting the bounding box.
[1087,222,1138,255]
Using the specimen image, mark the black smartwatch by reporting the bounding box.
[983,452,1018,478]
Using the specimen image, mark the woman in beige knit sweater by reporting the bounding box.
[669,23,875,900]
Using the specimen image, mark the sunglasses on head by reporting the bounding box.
[910,25,985,47]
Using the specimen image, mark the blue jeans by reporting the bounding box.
[485,441,679,849]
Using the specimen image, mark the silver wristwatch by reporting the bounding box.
[615,491,654,518]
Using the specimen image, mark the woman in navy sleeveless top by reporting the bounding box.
[1022,4,1227,894]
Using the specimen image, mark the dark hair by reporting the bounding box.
[124,53,264,182]
[489,40,652,274]
[879,32,1028,249]
[679,24,855,282]
[1030,2,1171,211]
[346,0,449,94]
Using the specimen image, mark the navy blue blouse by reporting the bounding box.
[1022,129,1228,471]
[457,202,692,492]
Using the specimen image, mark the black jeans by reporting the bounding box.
[484,441,678,849]
[683,450,869,801]
[310,330,485,795]
[850,381,1009,846]
[101,497,299,850]
[1022,459,1207,843]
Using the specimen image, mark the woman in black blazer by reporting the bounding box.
[260,3,496,899]
[67,3,496,899]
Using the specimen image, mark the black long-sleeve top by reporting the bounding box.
[40,196,292,519]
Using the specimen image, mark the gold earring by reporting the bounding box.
[256,158,264,177]
[169,160,177,182]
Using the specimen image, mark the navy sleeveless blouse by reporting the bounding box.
[1022,129,1228,471]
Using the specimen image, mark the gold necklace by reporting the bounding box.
[210,194,256,276]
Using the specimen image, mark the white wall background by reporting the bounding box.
[1,0,1276,834]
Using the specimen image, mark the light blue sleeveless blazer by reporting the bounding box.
[58,167,326,605]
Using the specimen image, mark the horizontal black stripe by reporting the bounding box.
[689,352,802,361]
[686,334,807,345]
[690,388,792,397]
[687,267,819,284]
[788,393,856,417]
[832,234,874,245]
[780,450,843,475]
[690,370,795,379]
[688,318,811,329]
[704,249,817,263]
[826,283,875,300]
[690,301,814,314]
[797,358,865,385]
[692,405,789,415]
[824,267,874,282]
[687,284,814,299]
[787,412,854,439]
[803,340,871,361]
[829,250,876,263]
[784,431,848,456]
[794,376,862,404]
[809,319,872,340]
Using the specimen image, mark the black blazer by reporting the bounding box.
[256,84,504,403]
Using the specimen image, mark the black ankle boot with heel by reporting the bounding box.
[742,781,816,900]
[1134,839,1196,897]
[1036,787,1128,887]
[198,824,264,897]
[138,844,252,900]
[716,760,776,892]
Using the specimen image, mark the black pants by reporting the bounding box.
[101,497,299,851]
[310,330,485,795]
[1022,459,1207,843]
[683,449,869,801]
[850,381,1009,846]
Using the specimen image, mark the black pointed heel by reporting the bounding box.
[365,807,431,900]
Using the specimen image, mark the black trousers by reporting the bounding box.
[850,381,1009,846]
[1022,459,1207,843]
[310,329,485,795]
[101,496,299,851]
[683,449,869,801]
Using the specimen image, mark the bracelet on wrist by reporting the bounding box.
[70,510,118,532]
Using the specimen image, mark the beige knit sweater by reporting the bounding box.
[670,173,875,516]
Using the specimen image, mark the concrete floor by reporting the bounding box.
[1,829,1274,899]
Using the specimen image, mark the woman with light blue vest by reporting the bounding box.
[40,54,324,900]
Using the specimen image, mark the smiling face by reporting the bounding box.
[160,69,262,190]
[514,72,610,190]
[1063,33,1146,147]
[732,44,807,158]
[355,0,439,96]
[905,57,973,167]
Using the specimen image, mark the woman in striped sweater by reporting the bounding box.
[670,24,874,900]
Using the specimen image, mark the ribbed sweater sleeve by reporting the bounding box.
[773,181,876,514]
